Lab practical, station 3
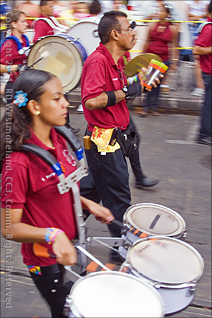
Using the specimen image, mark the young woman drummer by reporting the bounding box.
[0,69,114,318]
[0,10,29,103]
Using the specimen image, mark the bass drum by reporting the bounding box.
[27,34,87,93]
[67,17,100,56]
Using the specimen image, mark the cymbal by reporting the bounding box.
[124,53,163,77]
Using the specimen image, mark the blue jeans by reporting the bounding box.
[199,72,212,138]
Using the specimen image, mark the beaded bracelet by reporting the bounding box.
[127,74,139,85]
[45,227,65,244]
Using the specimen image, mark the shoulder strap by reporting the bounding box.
[21,126,83,170]
[21,143,64,176]
[198,22,212,35]
[0,34,30,50]
[33,17,68,33]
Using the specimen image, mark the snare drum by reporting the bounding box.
[27,34,87,93]
[67,17,100,56]
[119,203,187,258]
[64,271,165,317]
[120,237,204,314]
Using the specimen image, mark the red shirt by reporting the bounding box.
[1,128,77,266]
[81,43,130,131]
[33,15,55,42]
[0,35,28,83]
[195,18,212,75]
[146,22,173,62]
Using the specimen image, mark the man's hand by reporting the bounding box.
[123,82,142,99]
[138,67,163,91]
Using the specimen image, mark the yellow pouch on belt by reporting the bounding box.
[91,126,120,153]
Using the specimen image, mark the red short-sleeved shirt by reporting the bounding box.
[0,35,28,83]
[81,43,130,131]
[33,15,55,42]
[195,18,212,75]
[1,128,77,266]
[146,22,173,62]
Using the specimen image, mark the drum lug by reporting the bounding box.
[190,282,197,292]
[182,230,187,238]
[153,283,161,289]
[63,296,72,317]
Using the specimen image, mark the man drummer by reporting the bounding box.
[33,0,67,42]
[81,11,160,257]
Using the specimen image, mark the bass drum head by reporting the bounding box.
[124,203,186,238]
[68,271,165,317]
[27,35,87,93]
[68,18,100,56]
[127,236,204,285]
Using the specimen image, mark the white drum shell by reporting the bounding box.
[68,18,100,56]
[65,271,165,317]
[120,236,204,314]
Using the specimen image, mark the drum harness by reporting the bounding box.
[21,126,128,279]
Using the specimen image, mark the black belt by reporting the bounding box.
[29,263,64,276]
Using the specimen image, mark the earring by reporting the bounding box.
[36,111,40,115]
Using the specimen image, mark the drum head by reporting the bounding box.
[124,203,186,237]
[68,18,100,56]
[127,237,204,285]
[27,35,85,93]
[69,272,164,317]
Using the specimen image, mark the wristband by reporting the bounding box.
[45,227,65,244]
[105,91,116,107]
[5,65,12,73]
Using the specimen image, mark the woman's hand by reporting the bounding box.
[80,197,114,224]
[52,234,77,266]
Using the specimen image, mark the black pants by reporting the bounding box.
[128,116,146,182]
[84,127,131,237]
[30,269,73,318]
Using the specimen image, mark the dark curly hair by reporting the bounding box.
[0,69,56,163]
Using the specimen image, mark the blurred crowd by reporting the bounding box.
[0,0,210,98]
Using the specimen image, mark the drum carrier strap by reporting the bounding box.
[197,22,212,34]
[21,126,88,265]
[33,16,68,33]
[0,34,30,50]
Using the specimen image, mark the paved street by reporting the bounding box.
[1,107,211,317]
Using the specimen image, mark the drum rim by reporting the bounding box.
[126,236,204,286]
[27,34,85,93]
[123,203,186,237]
[67,271,165,317]
[69,17,100,27]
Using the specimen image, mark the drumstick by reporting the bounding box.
[76,246,111,271]
[28,51,50,69]
[33,243,111,271]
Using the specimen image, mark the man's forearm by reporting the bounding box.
[84,90,126,110]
